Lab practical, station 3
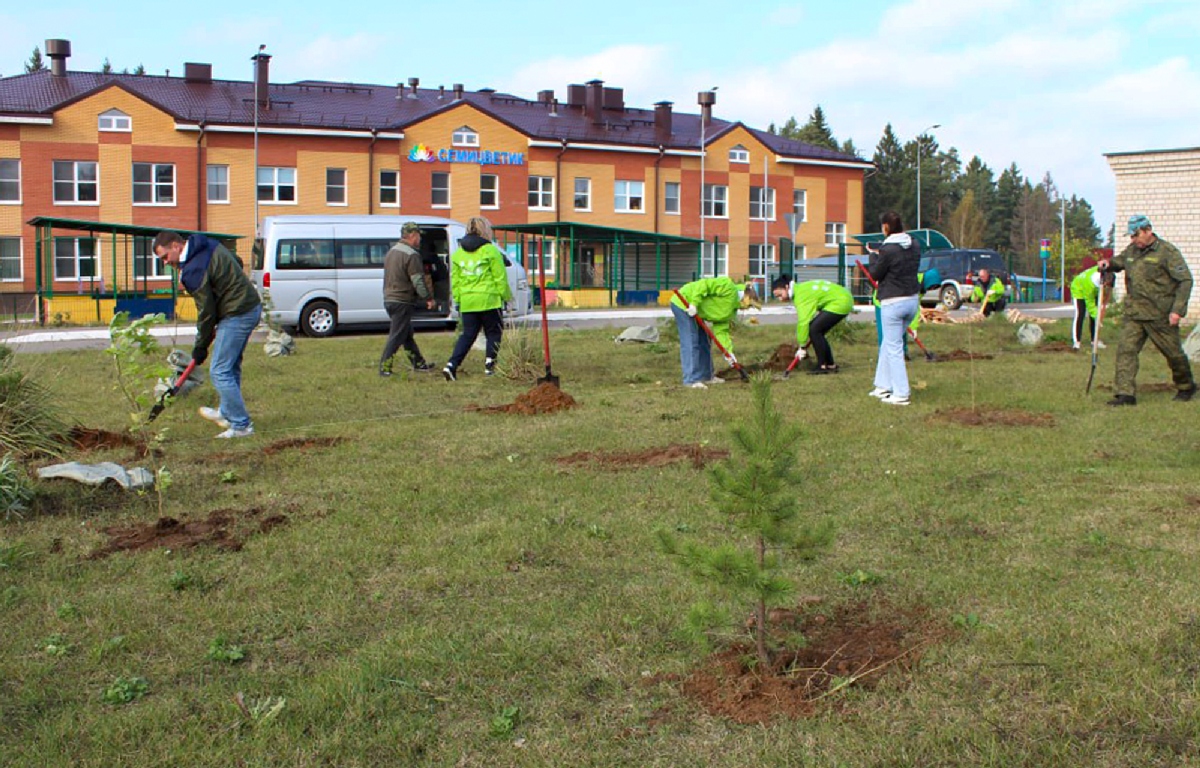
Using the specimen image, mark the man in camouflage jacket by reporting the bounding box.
[1097,215,1195,406]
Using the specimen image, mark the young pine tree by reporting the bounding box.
[659,373,834,666]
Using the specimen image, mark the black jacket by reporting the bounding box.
[869,236,921,301]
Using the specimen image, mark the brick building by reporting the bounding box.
[1106,146,1200,315]
[0,39,870,311]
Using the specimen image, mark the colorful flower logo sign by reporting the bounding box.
[406,144,525,166]
[408,144,437,163]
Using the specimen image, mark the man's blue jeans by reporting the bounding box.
[874,297,918,398]
[209,305,261,430]
[672,304,712,385]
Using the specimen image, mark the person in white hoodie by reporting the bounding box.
[864,211,921,405]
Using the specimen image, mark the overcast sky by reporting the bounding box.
[6,0,1199,234]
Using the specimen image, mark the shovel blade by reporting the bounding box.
[537,370,560,388]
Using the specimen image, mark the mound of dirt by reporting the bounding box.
[471,383,578,415]
[90,507,286,559]
[555,443,730,470]
[681,599,949,724]
[765,343,800,371]
[1039,341,1076,353]
[261,436,346,456]
[69,427,139,452]
[932,349,994,363]
[928,407,1055,427]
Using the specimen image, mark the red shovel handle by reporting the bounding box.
[673,289,748,380]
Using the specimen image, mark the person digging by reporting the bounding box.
[771,275,852,374]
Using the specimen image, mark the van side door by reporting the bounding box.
[334,237,390,326]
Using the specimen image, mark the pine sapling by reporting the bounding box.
[659,373,834,666]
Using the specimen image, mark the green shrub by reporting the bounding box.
[0,345,69,458]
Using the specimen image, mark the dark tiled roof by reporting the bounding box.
[0,70,866,164]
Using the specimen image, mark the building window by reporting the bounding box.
[98,109,131,132]
[825,222,847,247]
[379,170,399,207]
[702,184,727,218]
[614,180,644,213]
[54,238,97,280]
[793,189,807,223]
[729,145,749,164]
[573,178,591,211]
[206,165,229,203]
[750,186,775,220]
[748,243,775,279]
[0,159,19,203]
[452,126,480,147]
[257,167,296,203]
[432,172,450,207]
[326,168,348,206]
[528,176,554,210]
[701,242,727,277]
[132,162,175,205]
[792,243,807,261]
[53,161,99,204]
[0,238,21,281]
[531,239,556,276]
[480,173,499,208]
[132,236,170,279]
[663,181,680,214]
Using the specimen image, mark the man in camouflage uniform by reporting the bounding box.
[1097,215,1195,406]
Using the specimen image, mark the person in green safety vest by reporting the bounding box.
[670,277,760,389]
[1070,266,1109,350]
[771,275,853,374]
[968,268,1006,315]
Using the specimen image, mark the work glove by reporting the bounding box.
[190,346,208,366]
[794,347,807,361]
[726,353,738,367]
[685,304,698,317]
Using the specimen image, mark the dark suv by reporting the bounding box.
[918,248,1011,310]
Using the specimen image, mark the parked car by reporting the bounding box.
[252,215,532,337]
[918,248,1011,310]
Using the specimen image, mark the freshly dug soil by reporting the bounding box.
[932,349,994,363]
[1039,341,1076,353]
[680,599,949,724]
[555,443,729,470]
[471,383,578,415]
[928,407,1055,427]
[68,426,139,452]
[89,507,286,558]
[261,436,346,456]
[715,343,798,380]
[1096,382,1175,393]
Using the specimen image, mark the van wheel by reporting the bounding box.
[939,285,962,310]
[300,300,337,337]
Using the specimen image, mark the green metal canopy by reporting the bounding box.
[852,228,954,250]
[492,221,703,244]
[27,216,242,241]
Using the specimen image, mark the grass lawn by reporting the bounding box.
[2,315,1200,767]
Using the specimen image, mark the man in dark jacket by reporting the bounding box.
[154,230,262,438]
[1097,215,1195,406]
[380,222,436,376]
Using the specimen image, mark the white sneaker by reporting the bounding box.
[868,387,891,399]
[881,394,910,406]
[705,377,726,385]
[215,426,255,439]
[198,406,230,429]
[1072,343,1081,350]
[687,382,708,389]
[1096,340,1106,349]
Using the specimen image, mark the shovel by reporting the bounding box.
[672,290,749,381]
[1085,282,1108,395]
[535,244,559,388]
[148,360,196,422]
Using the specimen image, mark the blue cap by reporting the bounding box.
[1127,214,1152,236]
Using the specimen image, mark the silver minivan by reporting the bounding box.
[251,215,532,337]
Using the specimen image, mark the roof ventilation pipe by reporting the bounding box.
[586,79,604,126]
[407,77,419,99]
[453,83,464,100]
[45,39,71,77]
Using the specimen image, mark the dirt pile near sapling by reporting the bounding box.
[471,382,578,415]
[932,350,994,363]
[89,506,288,558]
[1038,341,1075,353]
[928,408,1055,427]
[765,343,800,371]
[555,443,729,470]
[68,426,139,452]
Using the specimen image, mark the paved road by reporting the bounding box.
[0,302,1076,352]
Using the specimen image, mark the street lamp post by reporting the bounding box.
[915,123,940,231]
[698,88,716,275]
[252,45,266,240]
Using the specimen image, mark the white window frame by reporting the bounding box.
[326,168,348,206]
[53,160,99,205]
[0,237,22,282]
[532,239,556,276]
[748,243,775,279]
[98,109,131,133]
[431,172,451,208]
[663,181,680,215]
[379,169,400,208]
[528,176,554,211]
[750,186,775,221]
[729,145,749,164]
[700,242,727,277]
[452,126,480,147]
[53,237,98,281]
[206,164,229,204]
[702,184,728,218]
[132,236,171,280]
[573,178,591,212]
[0,159,19,204]
[793,189,807,223]
[792,243,807,261]
[825,222,847,247]
[132,162,176,206]
[614,180,644,213]
[257,166,297,204]
[480,172,499,209]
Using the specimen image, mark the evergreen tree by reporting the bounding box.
[864,124,908,229]
[959,157,999,248]
[1064,195,1101,246]
[25,47,47,74]
[840,137,859,158]
[1009,179,1057,275]
[101,58,113,74]
[777,116,801,140]
[795,106,838,151]
[992,163,1025,254]
[946,189,987,248]
[133,63,146,76]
